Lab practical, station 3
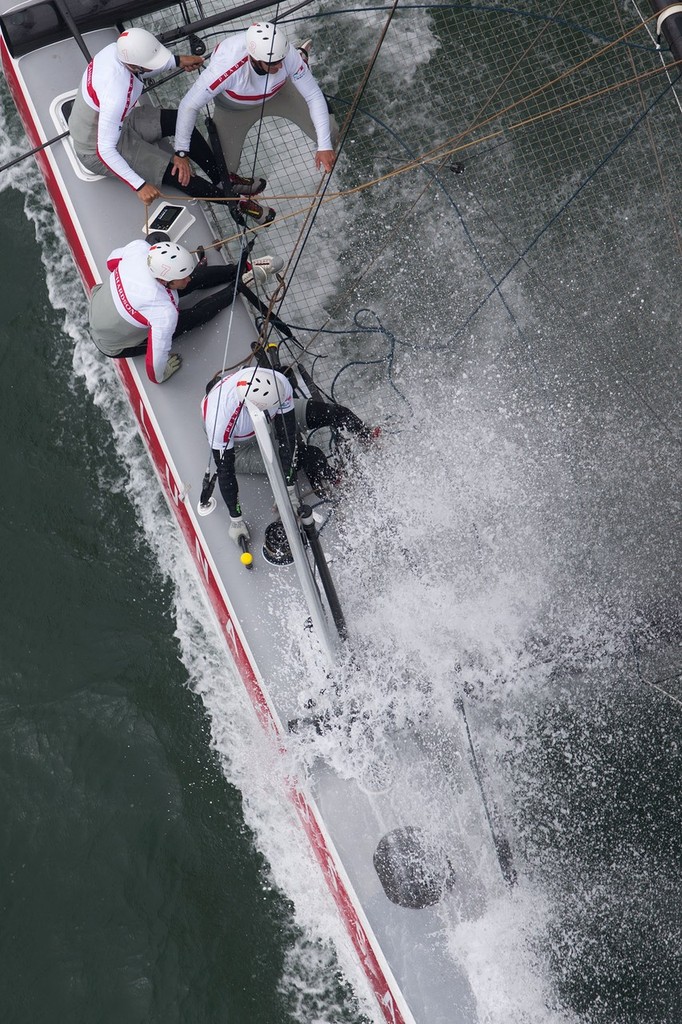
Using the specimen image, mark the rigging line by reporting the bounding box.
[257,0,403,348]
[647,681,682,707]
[617,3,682,257]
[243,1,282,201]
[374,173,545,388]
[374,59,682,194]
[465,180,681,438]
[444,31,680,413]
[446,78,682,442]
[237,4,335,350]
[156,0,318,44]
[281,0,402,283]
[190,0,259,464]
[200,5,289,288]
[452,0,572,158]
[395,12,664,174]
[214,57,682,207]
[201,244,253,467]
[379,43,677,183]
[631,636,682,708]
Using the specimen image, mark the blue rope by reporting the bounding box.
[305,93,540,375]
[330,309,409,405]
[445,72,681,347]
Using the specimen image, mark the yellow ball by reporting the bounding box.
[240,551,253,566]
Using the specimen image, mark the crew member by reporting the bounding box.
[202,366,377,547]
[68,26,268,219]
[89,237,281,383]
[174,22,337,187]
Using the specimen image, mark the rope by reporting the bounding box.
[253,0,403,354]
[152,52,682,261]
[631,634,682,709]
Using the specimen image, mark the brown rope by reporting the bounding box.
[142,12,679,332]
[146,50,682,262]
[251,0,402,350]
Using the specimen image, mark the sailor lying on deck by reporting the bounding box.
[88,236,282,384]
[202,366,377,547]
[67,26,266,221]
[174,21,338,189]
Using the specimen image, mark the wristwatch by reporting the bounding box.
[175,150,189,158]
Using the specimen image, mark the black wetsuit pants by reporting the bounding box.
[303,399,367,436]
[109,264,240,359]
[158,109,226,199]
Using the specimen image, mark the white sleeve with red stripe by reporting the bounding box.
[143,296,180,383]
[174,73,215,153]
[85,52,146,190]
[174,37,243,152]
[285,50,333,151]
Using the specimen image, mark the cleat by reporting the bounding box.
[238,197,276,226]
[228,171,266,197]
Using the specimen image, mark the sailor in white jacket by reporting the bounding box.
[202,366,378,546]
[201,367,298,545]
[68,27,229,206]
[89,237,282,384]
[174,22,337,182]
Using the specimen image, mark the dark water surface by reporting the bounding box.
[0,187,316,1024]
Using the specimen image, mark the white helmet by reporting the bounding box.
[246,22,289,63]
[147,242,194,282]
[235,368,282,411]
[117,28,173,71]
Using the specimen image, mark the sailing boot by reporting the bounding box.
[238,197,277,226]
[228,171,266,197]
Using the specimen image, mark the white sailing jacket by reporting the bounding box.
[77,42,175,190]
[106,239,180,383]
[174,32,332,153]
[202,368,294,452]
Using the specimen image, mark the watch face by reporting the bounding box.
[176,151,188,158]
